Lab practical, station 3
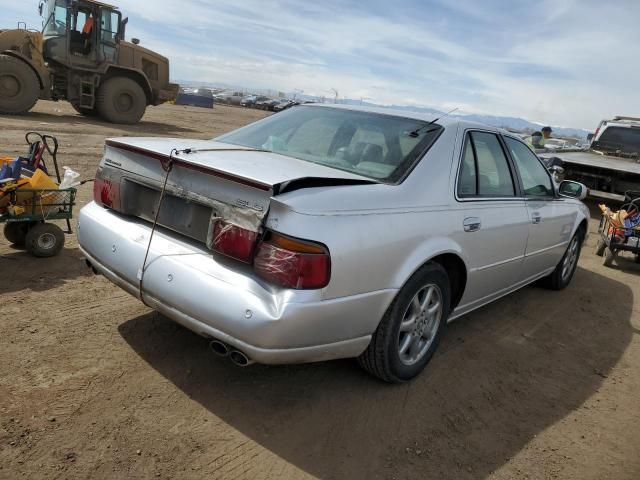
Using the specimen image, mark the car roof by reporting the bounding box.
[305,103,501,132]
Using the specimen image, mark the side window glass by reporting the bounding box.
[505,137,554,197]
[457,136,476,196]
[457,131,515,198]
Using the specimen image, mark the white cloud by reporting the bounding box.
[1,0,638,129]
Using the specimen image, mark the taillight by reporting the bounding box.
[93,175,120,209]
[254,232,330,289]
[210,220,257,263]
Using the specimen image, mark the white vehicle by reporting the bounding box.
[541,116,640,201]
[77,105,590,382]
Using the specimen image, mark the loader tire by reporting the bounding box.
[0,54,40,114]
[96,76,146,124]
[71,103,97,117]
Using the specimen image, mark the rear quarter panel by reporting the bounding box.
[267,124,466,301]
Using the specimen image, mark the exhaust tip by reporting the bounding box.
[229,350,253,367]
[209,340,230,357]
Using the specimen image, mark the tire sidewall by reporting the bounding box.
[554,233,583,288]
[385,265,451,381]
[25,223,65,257]
[0,55,40,114]
[97,77,146,124]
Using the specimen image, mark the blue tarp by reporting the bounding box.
[176,93,214,109]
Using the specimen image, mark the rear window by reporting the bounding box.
[214,106,443,183]
[593,126,640,154]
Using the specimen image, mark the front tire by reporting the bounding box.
[358,263,451,383]
[0,55,40,114]
[96,77,147,124]
[71,103,97,117]
[543,232,583,290]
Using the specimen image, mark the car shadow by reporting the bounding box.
[0,246,90,294]
[118,267,633,479]
[17,111,199,136]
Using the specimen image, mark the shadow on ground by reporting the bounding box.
[119,267,633,479]
[17,111,200,136]
[0,246,89,294]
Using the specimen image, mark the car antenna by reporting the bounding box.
[409,107,459,137]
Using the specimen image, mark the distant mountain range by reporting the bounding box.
[175,79,591,139]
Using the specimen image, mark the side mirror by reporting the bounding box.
[558,180,588,200]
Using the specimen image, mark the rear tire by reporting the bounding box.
[0,54,40,114]
[24,223,65,257]
[3,222,30,246]
[96,76,147,124]
[358,263,450,383]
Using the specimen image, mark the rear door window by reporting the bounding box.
[457,131,515,198]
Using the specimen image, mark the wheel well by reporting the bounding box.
[430,253,467,310]
[577,219,588,242]
[102,68,152,104]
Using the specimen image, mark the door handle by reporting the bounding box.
[531,212,542,224]
[463,217,481,232]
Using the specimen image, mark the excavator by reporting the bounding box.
[0,0,178,124]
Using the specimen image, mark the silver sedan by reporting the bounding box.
[78,104,589,382]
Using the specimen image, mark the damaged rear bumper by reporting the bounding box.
[78,202,396,364]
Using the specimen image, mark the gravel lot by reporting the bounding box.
[1,101,639,480]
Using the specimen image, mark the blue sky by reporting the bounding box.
[2,0,639,129]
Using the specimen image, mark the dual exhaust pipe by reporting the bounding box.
[209,340,254,367]
[85,258,253,367]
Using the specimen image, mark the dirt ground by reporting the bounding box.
[1,101,639,480]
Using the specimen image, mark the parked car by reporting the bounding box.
[273,99,298,112]
[240,95,270,108]
[215,91,244,105]
[255,98,282,111]
[79,105,589,382]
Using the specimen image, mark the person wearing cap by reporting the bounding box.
[528,126,553,149]
[529,131,545,148]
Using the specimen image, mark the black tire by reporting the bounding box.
[358,263,451,383]
[602,247,615,267]
[594,239,606,256]
[3,222,30,245]
[71,103,97,117]
[24,223,65,257]
[0,54,40,114]
[96,76,147,124]
[542,232,583,290]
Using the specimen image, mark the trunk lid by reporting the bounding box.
[97,137,375,245]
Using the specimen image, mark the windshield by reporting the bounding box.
[42,0,67,37]
[215,106,443,183]
[593,126,640,155]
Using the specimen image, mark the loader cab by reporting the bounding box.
[41,0,123,69]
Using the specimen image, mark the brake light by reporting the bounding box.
[210,220,257,263]
[93,176,120,209]
[254,232,331,289]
